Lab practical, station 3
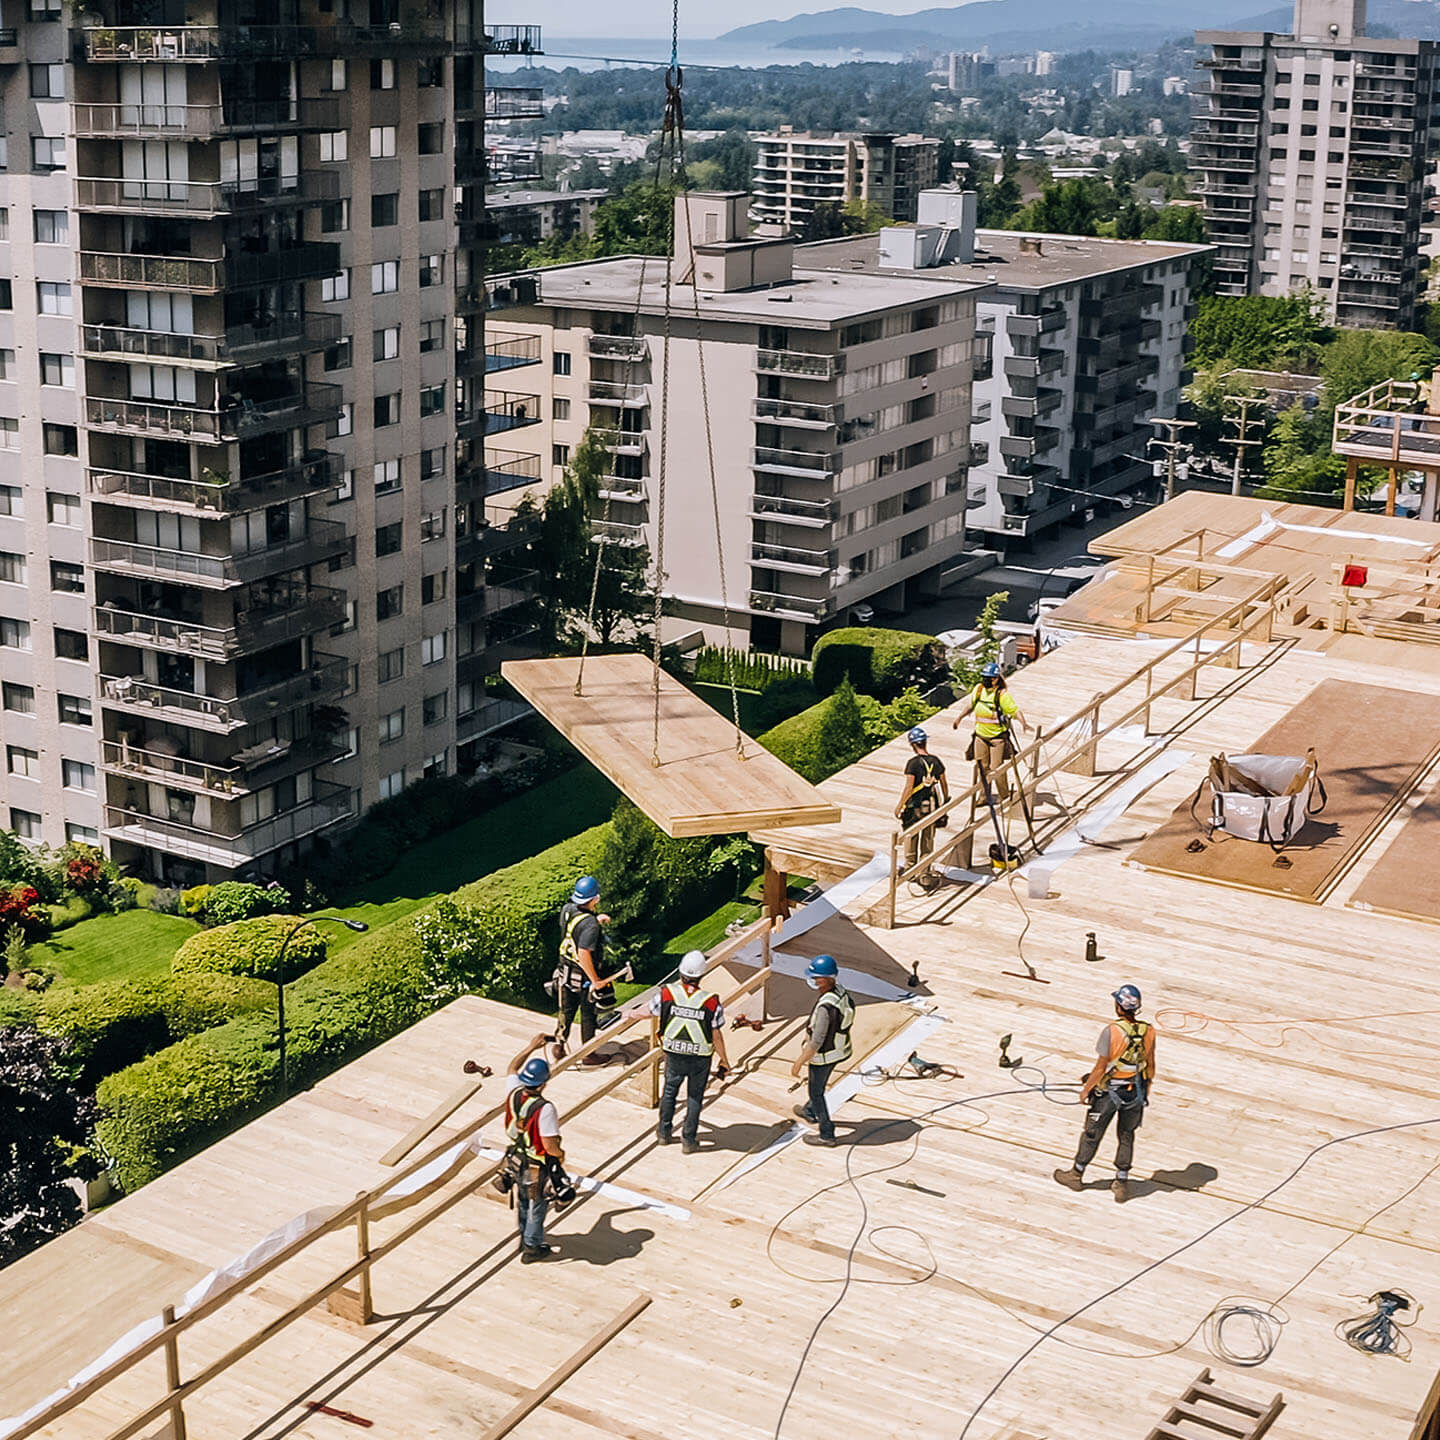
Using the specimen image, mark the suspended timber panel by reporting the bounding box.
[501,653,842,837]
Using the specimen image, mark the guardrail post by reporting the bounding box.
[1179,633,1200,701]
[761,923,773,1020]
[1139,668,1153,733]
[1070,694,1102,778]
[161,1305,187,1440]
[885,834,898,929]
[326,1194,375,1325]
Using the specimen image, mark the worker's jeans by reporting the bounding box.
[516,1176,548,1250]
[557,985,596,1045]
[903,798,938,871]
[805,1062,838,1140]
[1074,1089,1144,1180]
[973,735,1012,802]
[658,1052,712,1143]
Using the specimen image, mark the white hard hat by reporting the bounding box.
[678,950,707,980]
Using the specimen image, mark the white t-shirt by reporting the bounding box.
[506,1073,560,1138]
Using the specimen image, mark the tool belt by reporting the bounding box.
[494,1150,577,1207]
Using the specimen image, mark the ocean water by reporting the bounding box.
[486,35,911,72]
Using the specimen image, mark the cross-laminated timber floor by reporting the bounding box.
[9,635,1440,1440]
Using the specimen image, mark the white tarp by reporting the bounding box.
[1204,752,1319,845]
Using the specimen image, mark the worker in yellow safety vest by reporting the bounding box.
[952,661,1030,804]
[1054,984,1157,1204]
[789,954,854,1147]
[649,950,732,1153]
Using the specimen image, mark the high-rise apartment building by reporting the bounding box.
[489,193,986,655]
[1194,0,1440,327]
[750,130,941,231]
[0,5,544,884]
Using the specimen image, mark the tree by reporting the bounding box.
[0,1026,100,1269]
[952,591,1009,691]
[812,679,869,778]
[1188,292,1327,371]
[688,130,754,192]
[588,539,654,647]
[1315,328,1438,437]
[1258,400,1347,503]
[1010,178,1116,238]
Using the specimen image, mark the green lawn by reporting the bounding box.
[31,910,202,988]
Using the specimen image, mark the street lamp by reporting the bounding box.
[275,915,368,1098]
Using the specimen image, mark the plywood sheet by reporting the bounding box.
[1128,678,1440,901]
[502,653,841,837]
[1350,785,1440,925]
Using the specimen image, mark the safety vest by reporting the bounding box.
[1101,1019,1151,1089]
[970,684,1012,739]
[505,1089,548,1164]
[905,756,943,811]
[659,982,719,1056]
[811,986,855,1067]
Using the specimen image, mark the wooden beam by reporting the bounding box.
[379,1075,488,1167]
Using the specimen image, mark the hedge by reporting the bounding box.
[759,684,941,785]
[171,915,327,983]
[96,825,611,1191]
[811,627,947,700]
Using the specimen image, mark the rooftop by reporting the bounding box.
[486,188,609,211]
[798,227,1213,292]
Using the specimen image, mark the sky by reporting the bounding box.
[524,0,977,39]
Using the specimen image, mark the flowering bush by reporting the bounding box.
[0,884,43,938]
[64,849,108,895]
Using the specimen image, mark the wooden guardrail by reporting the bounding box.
[883,576,1283,926]
[8,918,778,1440]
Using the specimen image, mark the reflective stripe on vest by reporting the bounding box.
[506,1091,546,1163]
[971,684,1009,738]
[1103,1019,1150,1086]
[812,986,855,1067]
[660,982,718,1056]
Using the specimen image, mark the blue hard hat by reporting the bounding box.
[981,662,1002,680]
[907,727,928,746]
[1112,984,1142,1013]
[571,875,600,905]
[806,954,839,979]
[518,1056,551,1087]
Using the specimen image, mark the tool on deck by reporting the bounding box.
[1085,932,1104,965]
[997,1033,1023,1069]
[731,1015,765,1032]
[461,1060,493,1077]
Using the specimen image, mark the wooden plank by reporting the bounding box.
[502,654,841,838]
[378,1075,488,1166]
[1128,679,1440,902]
[1350,783,1440,925]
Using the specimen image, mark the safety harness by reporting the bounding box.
[551,905,592,996]
[970,683,1013,739]
[1098,1019,1151,1111]
[904,756,944,819]
[659,982,719,1056]
[500,1087,575,1207]
[811,986,855,1067]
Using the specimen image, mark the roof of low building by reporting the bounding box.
[485,188,609,210]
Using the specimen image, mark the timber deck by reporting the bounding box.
[8,635,1440,1440]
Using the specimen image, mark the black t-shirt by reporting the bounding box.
[560,902,603,963]
[904,753,945,806]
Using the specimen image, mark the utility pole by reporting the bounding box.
[1221,393,1266,497]
[1148,417,1197,504]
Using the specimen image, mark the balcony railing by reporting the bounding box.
[588,380,648,407]
[752,397,841,428]
[81,25,330,62]
[749,590,831,621]
[100,735,345,797]
[101,655,347,732]
[755,348,843,380]
[753,447,838,477]
[594,428,647,456]
[478,391,542,435]
[75,170,338,215]
[485,87,545,120]
[79,251,226,292]
[592,519,647,546]
[588,334,649,362]
[90,520,348,587]
[81,313,342,368]
[89,454,336,516]
[84,383,343,442]
[598,477,647,502]
[468,23,544,54]
[72,96,343,138]
[748,493,834,527]
[484,334,542,372]
[456,697,533,743]
[476,450,543,496]
[750,542,833,575]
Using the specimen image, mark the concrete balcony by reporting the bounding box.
[755,348,844,380]
[598,477,647,503]
[749,590,831,622]
[80,313,342,369]
[1007,308,1066,338]
[485,86,545,120]
[472,449,543,498]
[456,697,533,743]
[89,454,337,516]
[482,568,540,617]
[78,244,339,293]
[93,588,345,660]
[461,22,542,54]
[752,397,841,429]
[84,383,342,443]
[588,334,649,362]
[748,493,834,528]
[592,519,647,546]
[588,380,648,408]
[594,428,647,457]
[477,391,542,436]
[753,447,838,478]
[71,96,343,139]
[750,542,833,576]
[80,24,331,61]
[484,334,542,372]
[99,735,343,798]
[74,169,337,216]
[89,521,348,588]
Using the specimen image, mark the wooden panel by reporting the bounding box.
[1350,784,1440,925]
[1128,679,1440,902]
[501,654,841,838]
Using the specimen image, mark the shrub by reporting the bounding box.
[0,884,46,939]
[150,887,182,915]
[62,845,111,896]
[812,678,869,779]
[200,881,289,927]
[812,627,948,700]
[692,646,810,692]
[748,673,820,732]
[171,915,327,983]
[760,683,941,784]
[178,884,213,918]
[0,830,61,904]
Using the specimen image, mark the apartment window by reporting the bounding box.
[33,209,68,244]
[0,617,30,650]
[320,131,348,162]
[420,445,445,479]
[423,692,448,725]
[374,393,400,427]
[30,63,64,98]
[62,759,95,792]
[0,551,24,584]
[418,58,444,87]
[321,199,350,233]
[421,570,447,604]
[37,281,72,315]
[417,122,443,155]
[10,809,41,840]
[39,352,74,388]
[0,281,10,311]
[47,492,81,527]
[554,397,571,421]
[323,337,352,372]
[553,443,570,467]
[419,254,443,288]
[419,382,446,418]
[377,647,405,683]
[374,327,400,362]
[371,192,399,227]
[370,125,397,158]
[377,584,403,621]
[420,509,445,541]
[334,403,353,436]
[54,627,88,661]
[0,210,6,241]
[379,769,406,801]
[333,469,355,504]
[371,57,396,89]
[44,424,77,455]
[32,136,66,171]
[328,537,355,575]
[51,561,85,594]
[421,631,446,665]
[6,746,38,779]
[2,682,34,714]
[327,59,347,91]
[66,824,100,845]
[322,270,351,302]
[58,693,91,726]
[0,419,16,450]
[29,0,63,15]
[1328,152,1344,164]
[553,351,572,376]
[372,261,399,295]
[376,521,403,556]
[374,459,401,494]
[419,318,444,353]
[0,486,21,517]
[0,350,12,380]
[419,188,444,222]
[379,709,405,744]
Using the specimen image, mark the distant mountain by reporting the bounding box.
[720,0,1440,52]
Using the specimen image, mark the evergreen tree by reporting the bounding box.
[812,679,869,779]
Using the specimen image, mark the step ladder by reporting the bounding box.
[1145,1368,1284,1440]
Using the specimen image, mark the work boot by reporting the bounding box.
[792,1104,817,1123]
[520,1244,555,1264]
[1052,1166,1085,1192]
[682,1138,700,1155]
[804,1133,838,1148]
[1112,1178,1131,1204]
[656,1128,673,1146]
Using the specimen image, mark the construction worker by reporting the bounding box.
[1054,984,1157,1204]
[552,875,622,1059]
[649,949,732,1153]
[504,1033,567,1262]
[952,661,1030,805]
[789,954,854,1147]
[895,726,950,880]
